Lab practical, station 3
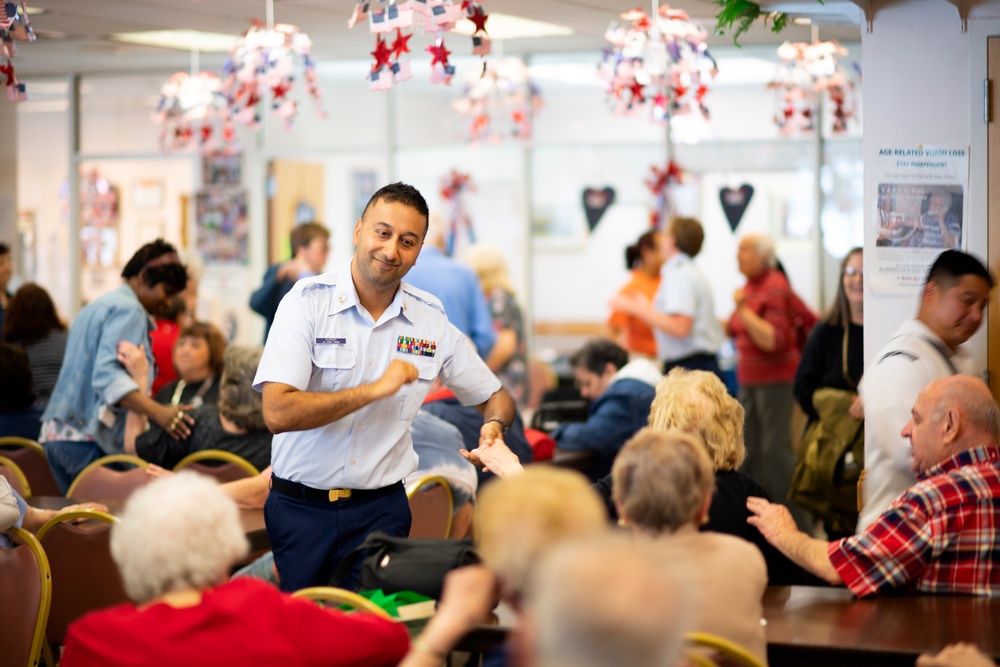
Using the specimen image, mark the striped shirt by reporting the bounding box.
[829,446,1000,597]
[19,330,68,402]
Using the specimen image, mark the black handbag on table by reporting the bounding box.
[331,531,480,600]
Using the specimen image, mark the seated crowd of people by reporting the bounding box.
[2,181,1000,667]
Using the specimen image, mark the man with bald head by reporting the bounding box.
[748,374,1000,597]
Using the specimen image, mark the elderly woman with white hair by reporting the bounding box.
[726,232,815,532]
[60,473,409,666]
[612,427,768,665]
[121,343,272,471]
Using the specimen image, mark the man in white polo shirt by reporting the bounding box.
[254,182,515,591]
[858,250,992,532]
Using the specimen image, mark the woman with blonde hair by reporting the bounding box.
[643,367,804,584]
[463,243,528,407]
[612,428,768,665]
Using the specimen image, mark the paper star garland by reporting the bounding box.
[597,4,717,135]
[153,71,236,154]
[390,28,412,57]
[451,57,542,144]
[371,35,393,70]
[768,40,857,135]
[427,38,451,66]
[220,21,327,131]
[646,160,685,229]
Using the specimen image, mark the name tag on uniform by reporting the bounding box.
[316,337,347,345]
[397,335,436,357]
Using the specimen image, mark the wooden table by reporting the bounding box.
[764,586,1000,666]
[28,496,270,552]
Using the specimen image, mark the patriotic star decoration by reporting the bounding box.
[272,81,291,99]
[371,36,393,70]
[427,38,451,66]
[468,7,488,34]
[390,28,412,58]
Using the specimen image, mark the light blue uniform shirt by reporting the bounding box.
[653,253,724,363]
[253,263,501,490]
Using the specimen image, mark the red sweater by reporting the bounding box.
[61,578,410,667]
[728,268,801,385]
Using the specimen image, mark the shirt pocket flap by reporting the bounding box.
[404,356,438,381]
[312,346,357,370]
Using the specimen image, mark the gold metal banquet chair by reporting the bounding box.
[0,437,61,497]
[407,475,454,539]
[292,586,394,619]
[0,527,52,667]
[684,632,767,667]
[65,454,151,502]
[0,454,31,497]
[36,509,127,664]
[173,449,260,483]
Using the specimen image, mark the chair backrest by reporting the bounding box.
[407,475,454,539]
[0,438,61,497]
[66,454,151,502]
[0,454,31,497]
[0,527,52,667]
[291,586,394,619]
[36,510,128,646]
[173,449,260,483]
[684,632,767,667]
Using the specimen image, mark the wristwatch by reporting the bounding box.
[485,416,510,436]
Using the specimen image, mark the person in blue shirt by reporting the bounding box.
[249,222,330,342]
[40,240,190,493]
[554,338,661,482]
[402,214,496,358]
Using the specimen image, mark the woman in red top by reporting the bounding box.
[607,230,663,358]
[61,472,410,667]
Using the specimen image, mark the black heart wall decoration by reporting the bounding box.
[719,184,754,232]
[582,186,616,231]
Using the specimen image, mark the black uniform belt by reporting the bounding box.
[270,475,402,503]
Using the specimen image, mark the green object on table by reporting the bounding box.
[352,589,432,618]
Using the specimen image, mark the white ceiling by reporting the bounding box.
[16,0,862,78]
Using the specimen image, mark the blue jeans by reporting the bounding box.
[45,440,103,495]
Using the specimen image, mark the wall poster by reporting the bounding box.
[871,145,969,294]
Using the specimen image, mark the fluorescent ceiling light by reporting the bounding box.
[450,13,573,39]
[110,29,239,53]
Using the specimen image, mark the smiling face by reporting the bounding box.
[352,198,426,292]
[842,250,864,310]
[920,274,991,350]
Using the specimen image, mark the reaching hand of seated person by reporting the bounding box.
[461,438,525,479]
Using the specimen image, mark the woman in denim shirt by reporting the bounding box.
[40,240,191,493]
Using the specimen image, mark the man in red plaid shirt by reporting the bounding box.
[747,374,1000,597]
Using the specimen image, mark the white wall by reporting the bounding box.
[861,2,999,372]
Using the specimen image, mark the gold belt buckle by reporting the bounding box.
[328,488,352,502]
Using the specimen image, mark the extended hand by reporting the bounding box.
[746,497,799,545]
[117,341,149,385]
[153,403,195,440]
[461,438,524,479]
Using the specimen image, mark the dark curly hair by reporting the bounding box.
[121,239,188,293]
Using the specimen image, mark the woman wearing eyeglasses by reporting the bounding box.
[793,247,865,425]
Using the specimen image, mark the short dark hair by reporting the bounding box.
[926,250,994,290]
[0,242,9,257]
[0,342,34,412]
[2,283,66,344]
[571,338,629,375]
[290,222,330,253]
[668,217,705,257]
[624,231,658,270]
[121,239,188,293]
[361,182,430,234]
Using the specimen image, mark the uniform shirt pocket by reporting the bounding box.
[311,346,357,392]
[390,355,438,421]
